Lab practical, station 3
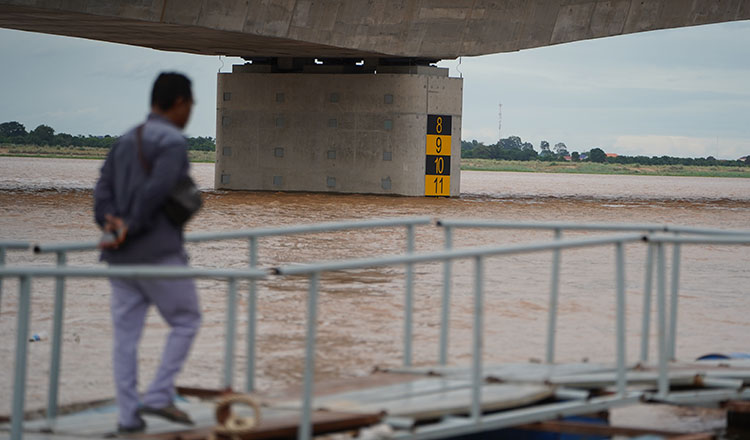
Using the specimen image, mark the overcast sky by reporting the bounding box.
[1,20,749,159]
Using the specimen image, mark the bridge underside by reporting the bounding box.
[1,1,749,195]
[2,2,748,59]
[0,4,380,58]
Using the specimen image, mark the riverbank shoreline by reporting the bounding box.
[462,158,750,178]
[0,145,215,163]
[3,147,750,177]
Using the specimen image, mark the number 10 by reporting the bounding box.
[434,157,444,174]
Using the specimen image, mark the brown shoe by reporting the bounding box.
[138,403,194,426]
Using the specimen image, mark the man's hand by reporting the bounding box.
[99,214,129,249]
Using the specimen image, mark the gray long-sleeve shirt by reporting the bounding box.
[94,113,190,264]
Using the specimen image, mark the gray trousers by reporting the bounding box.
[109,253,201,427]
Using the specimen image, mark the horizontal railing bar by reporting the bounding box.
[33,241,98,253]
[0,266,267,279]
[34,220,747,254]
[186,216,432,242]
[438,219,667,232]
[647,235,750,245]
[0,241,32,250]
[668,225,750,236]
[437,219,750,236]
[275,233,646,276]
[34,217,433,253]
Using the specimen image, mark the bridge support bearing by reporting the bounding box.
[215,62,462,196]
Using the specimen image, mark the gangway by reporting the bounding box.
[1,218,749,440]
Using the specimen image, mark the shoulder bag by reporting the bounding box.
[136,124,202,226]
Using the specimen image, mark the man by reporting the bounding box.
[94,72,201,434]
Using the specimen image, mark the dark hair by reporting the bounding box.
[151,72,192,111]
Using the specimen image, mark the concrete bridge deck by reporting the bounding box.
[1,1,749,59]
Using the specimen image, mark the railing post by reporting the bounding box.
[47,252,67,429]
[640,242,655,363]
[615,242,627,396]
[439,226,452,365]
[0,247,5,315]
[404,224,415,367]
[223,278,237,390]
[656,243,669,397]
[471,256,484,423]
[12,275,31,440]
[668,242,681,361]
[299,272,320,440]
[246,236,258,393]
[546,228,562,364]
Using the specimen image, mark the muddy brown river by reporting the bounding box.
[1,157,748,431]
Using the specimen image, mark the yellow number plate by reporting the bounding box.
[426,135,451,156]
[425,175,450,197]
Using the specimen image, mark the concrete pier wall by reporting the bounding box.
[215,65,462,196]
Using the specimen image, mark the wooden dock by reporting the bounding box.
[3,360,749,439]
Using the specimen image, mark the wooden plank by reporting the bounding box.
[137,410,382,440]
[484,363,615,382]
[389,362,750,387]
[384,362,613,381]
[550,370,701,389]
[261,372,419,403]
[668,434,715,440]
[316,383,555,420]
[21,401,218,437]
[176,386,231,399]
[671,360,750,370]
[295,378,472,408]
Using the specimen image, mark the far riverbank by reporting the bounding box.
[2,145,750,178]
[462,158,750,178]
[0,145,214,163]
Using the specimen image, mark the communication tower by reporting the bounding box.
[498,102,502,142]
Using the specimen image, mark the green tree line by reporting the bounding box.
[0,121,216,151]
[462,137,749,167]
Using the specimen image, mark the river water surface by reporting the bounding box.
[1,157,748,431]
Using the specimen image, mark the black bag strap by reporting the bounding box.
[135,124,152,175]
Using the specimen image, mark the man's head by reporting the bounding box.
[151,72,193,129]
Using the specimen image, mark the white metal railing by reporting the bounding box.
[2,265,266,440]
[6,217,429,439]
[646,233,750,399]
[273,232,647,439]
[3,219,750,440]
[0,240,31,315]
[273,224,750,440]
[436,220,750,365]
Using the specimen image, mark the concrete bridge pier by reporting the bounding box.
[215,58,462,197]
